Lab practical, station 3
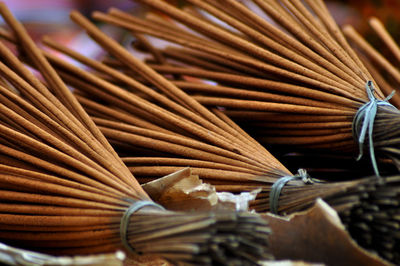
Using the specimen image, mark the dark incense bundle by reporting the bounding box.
[334,176,400,263]
[0,4,272,265]
[88,0,400,175]
[271,174,400,264]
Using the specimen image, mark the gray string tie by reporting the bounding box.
[120,200,165,254]
[352,81,396,177]
[269,169,313,214]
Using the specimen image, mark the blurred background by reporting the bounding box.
[1,0,400,42]
[0,0,140,60]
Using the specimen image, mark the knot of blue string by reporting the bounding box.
[269,169,313,214]
[120,200,165,254]
[352,81,396,177]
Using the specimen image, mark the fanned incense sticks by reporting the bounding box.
[89,0,400,175]
[26,5,400,263]
[0,4,273,265]
[343,18,400,111]
[38,11,294,207]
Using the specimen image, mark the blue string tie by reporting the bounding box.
[120,200,165,254]
[269,169,314,214]
[352,81,396,177]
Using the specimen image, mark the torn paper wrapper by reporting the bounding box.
[263,199,390,266]
[216,189,260,211]
[123,254,171,266]
[141,167,218,211]
[142,167,260,212]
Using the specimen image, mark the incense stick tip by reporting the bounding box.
[341,24,355,34]
[368,17,382,27]
[108,7,119,14]
[70,10,85,22]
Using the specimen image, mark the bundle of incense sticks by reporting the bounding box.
[19,6,400,263]
[341,18,400,171]
[0,4,273,265]
[87,0,400,172]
